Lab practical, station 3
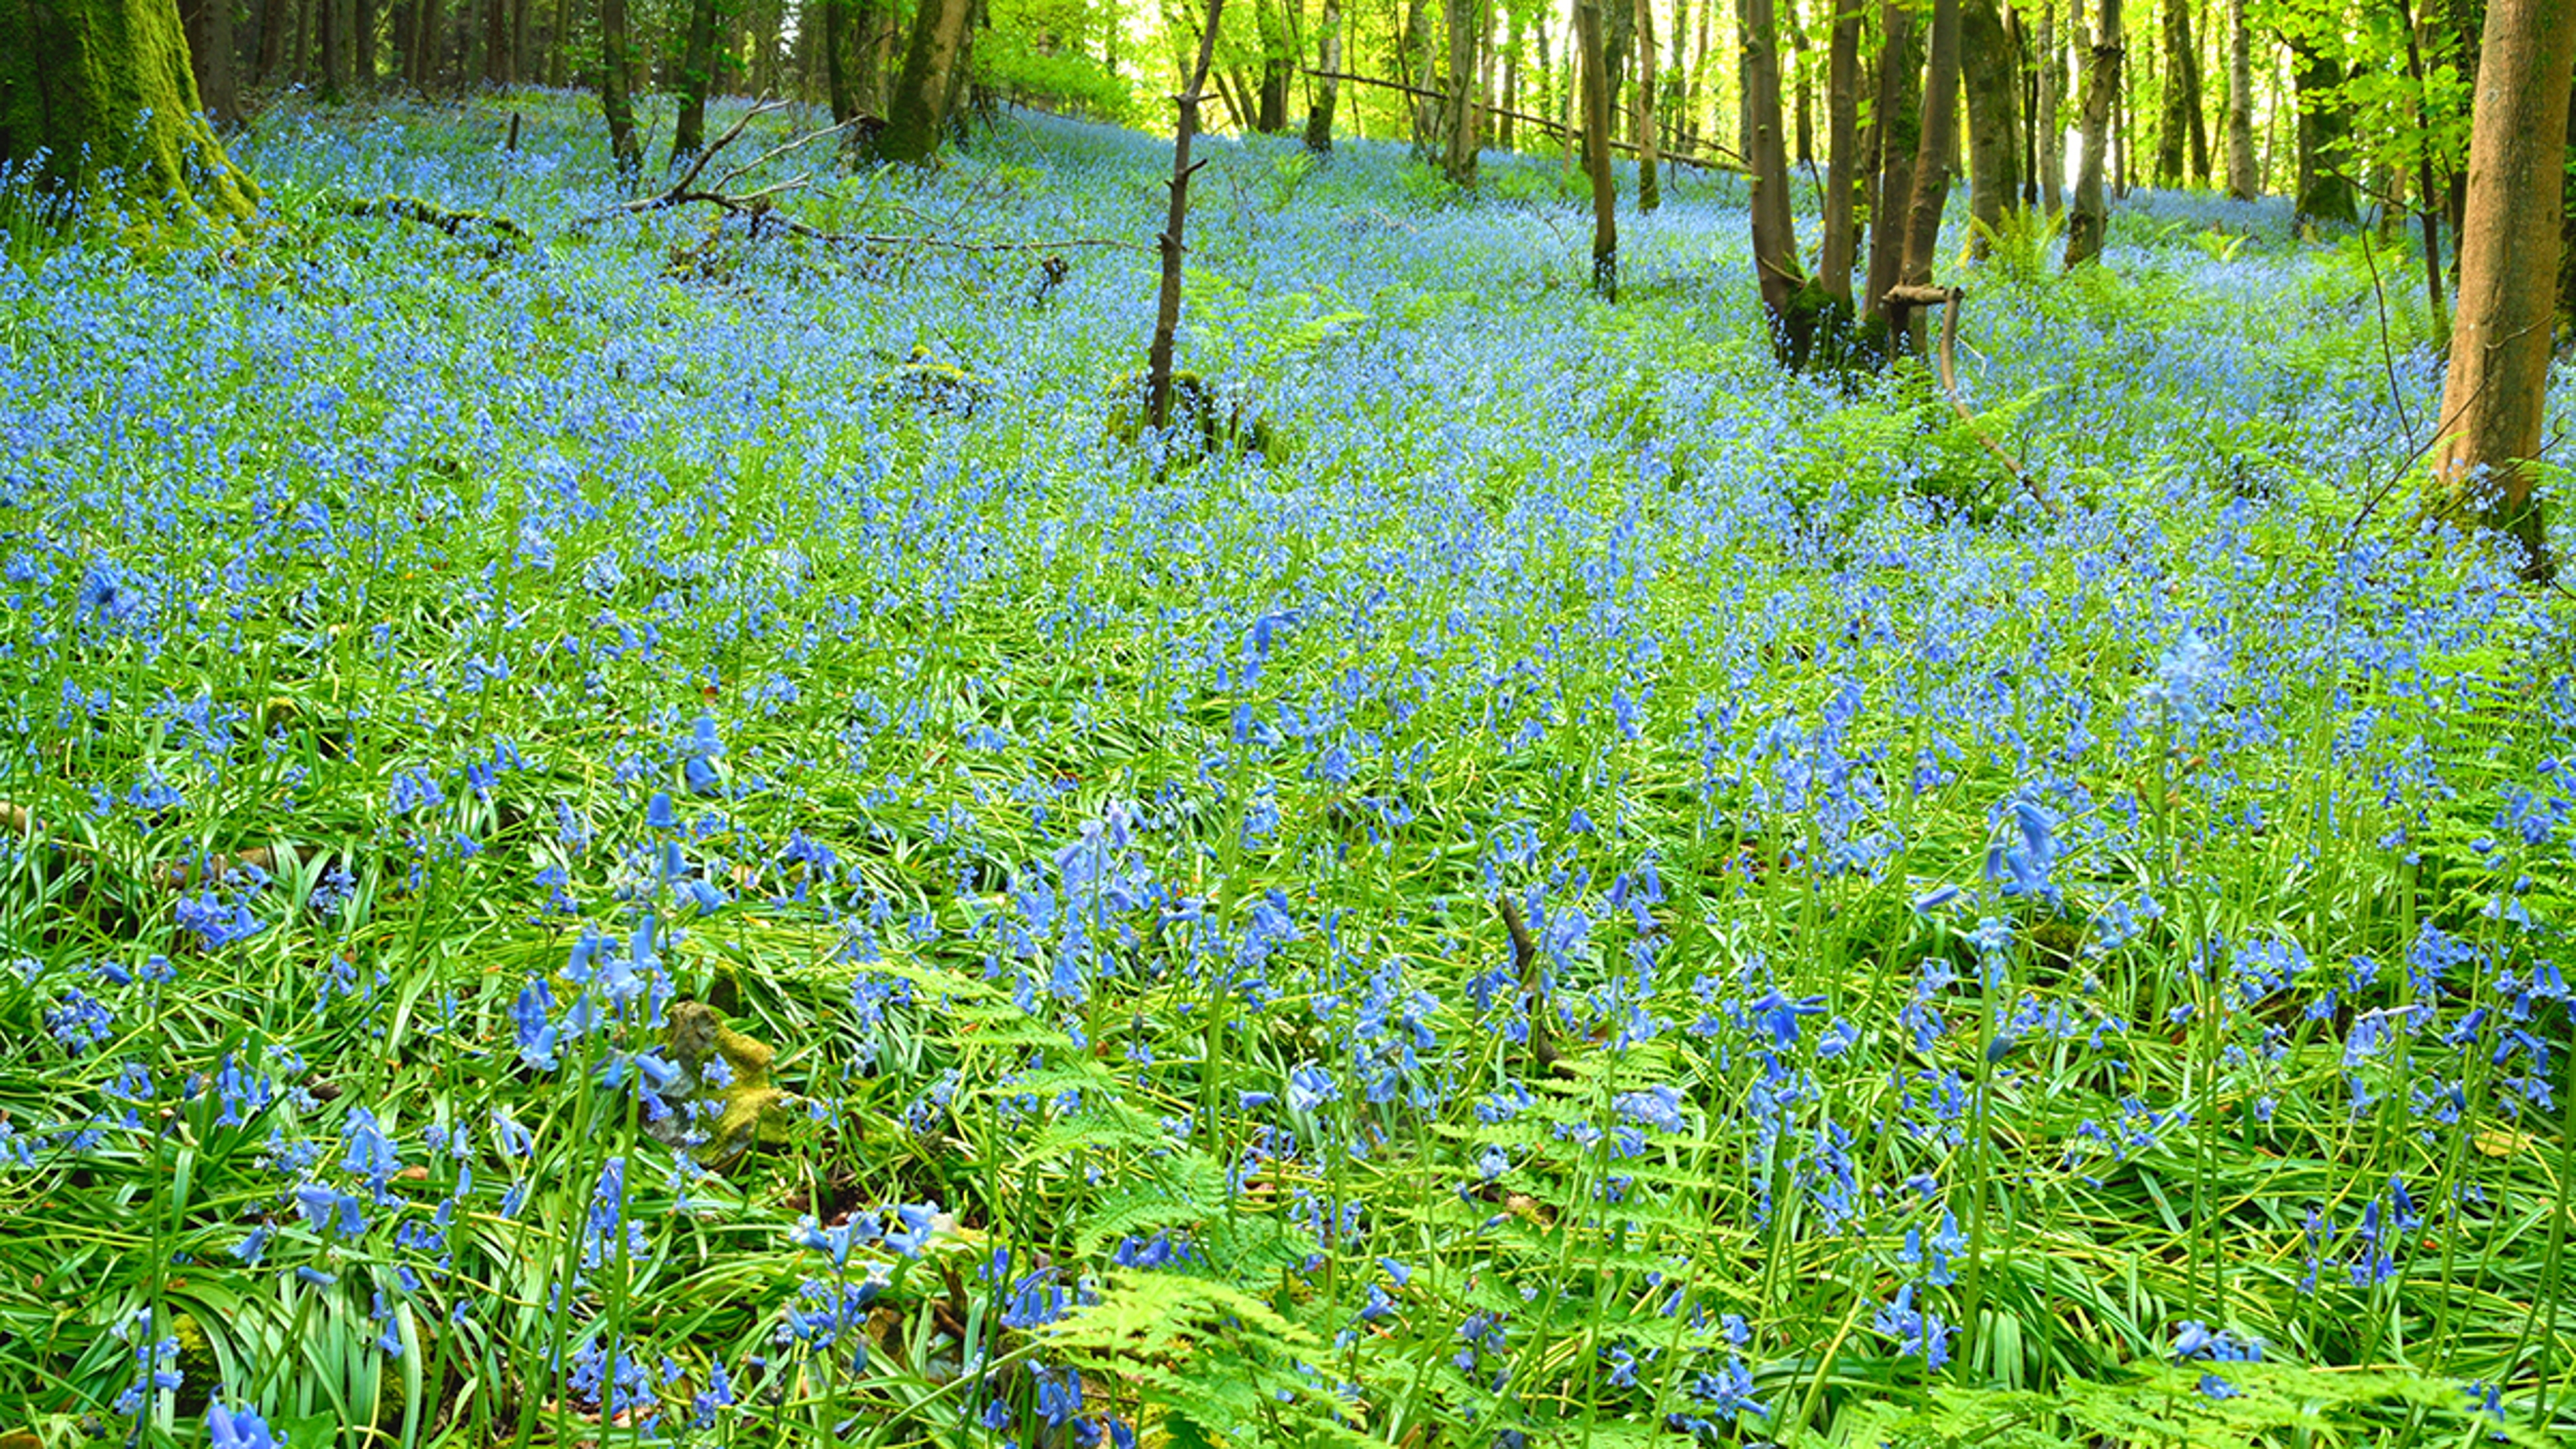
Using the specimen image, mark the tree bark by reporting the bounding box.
[2435,0,2574,579]
[2154,0,2197,184]
[257,0,289,79]
[1256,0,1291,131]
[319,0,345,96]
[2064,0,2118,265]
[2224,0,2254,196]
[672,0,720,168]
[1635,0,1660,209]
[1741,0,1810,360]
[1578,0,1618,299]
[1864,1,1921,323]
[1304,0,1340,149]
[1898,0,1963,354]
[882,0,973,162]
[1821,0,1862,301]
[598,0,640,182]
[1407,0,1442,160]
[1961,0,2022,256]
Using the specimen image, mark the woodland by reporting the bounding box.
[3,0,2576,1447]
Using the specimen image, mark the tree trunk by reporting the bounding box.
[546,0,565,85]
[1256,0,1291,131]
[824,0,857,121]
[2290,38,2354,226]
[1864,1,1921,323]
[1741,0,1811,360]
[1150,0,1226,433]
[512,0,529,86]
[1821,0,1863,301]
[598,0,640,181]
[1898,0,1963,353]
[1498,3,1517,148]
[1790,0,1811,165]
[258,0,289,78]
[319,0,345,96]
[882,0,972,162]
[1962,0,2021,255]
[1305,0,1339,150]
[1634,0,1660,209]
[1444,0,1487,182]
[1,0,259,221]
[2039,0,2063,211]
[354,0,373,85]
[2435,0,2574,579]
[2065,0,2118,264]
[2154,0,2195,184]
[182,0,237,121]
[1578,0,1618,298]
[482,0,506,82]
[672,0,720,168]
[2224,0,2253,196]
[1407,0,1442,160]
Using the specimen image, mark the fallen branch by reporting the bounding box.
[1883,283,2063,520]
[1305,68,1743,172]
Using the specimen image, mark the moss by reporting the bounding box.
[662,1000,798,1167]
[0,0,258,228]
[873,356,993,417]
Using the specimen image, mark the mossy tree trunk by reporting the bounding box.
[1741,0,1809,362]
[1820,0,1862,300]
[2289,36,2355,227]
[2436,0,2575,580]
[1961,0,2021,256]
[1444,0,1486,184]
[1897,0,1962,354]
[0,0,258,224]
[881,0,973,162]
[180,0,235,123]
[1631,0,1658,209]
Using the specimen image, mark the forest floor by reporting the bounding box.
[2,89,2573,1449]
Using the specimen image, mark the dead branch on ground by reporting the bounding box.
[1884,283,2063,520]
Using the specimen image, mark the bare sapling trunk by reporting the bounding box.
[1864,1,1921,329]
[1150,0,1227,433]
[2434,0,2576,580]
[1896,0,1963,352]
[1306,0,1341,151]
[1578,0,1619,298]
[2224,0,2254,197]
[2394,0,2449,350]
[1635,0,1662,210]
[2039,0,2063,211]
[1821,0,1864,302]
[2064,0,2118,265]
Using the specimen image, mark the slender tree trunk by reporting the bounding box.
[2224,0,2254,196]
[599,0,640,181]
[354,0,373,85]
[2435,0,2573,578]
[1898,0,1964,350]
[1305,0,1341,149]
[1256,0,1291,131]
[882,0,973,162]
[2065,0,2118,264]
[1741,0,1811,360]
[672,0,720,167]
[2155,0,2192,183]
[321,0,347,97]
[2395,0,2448,347]
[1790,0,1811,165]
[1578,0,1619,298]
[824,0,857,121]
[546,0,566,84]
[1499,5,1518,148]
[1962,0,2022,255]
[512,0,529,85]
[1821,0,1863,301]
[2039,0,2063,211]
[1864,1,1921,323]
[1407,0,1442,159]
[1635,0,1660,209]
[258,0,290,79]
[1150,0,1226,432]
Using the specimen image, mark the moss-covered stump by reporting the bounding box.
[0,0,259,227]
[1105,369,1276,460]
[655,1000,798,1167]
